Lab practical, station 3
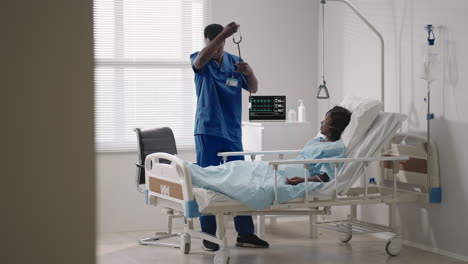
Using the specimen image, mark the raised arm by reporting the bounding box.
[236,62,258,93]
[193,22,239,71]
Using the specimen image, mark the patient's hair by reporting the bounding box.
[326,106,352,141]
[204,24,224,41]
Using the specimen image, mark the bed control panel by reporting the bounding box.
[249,95,286,121]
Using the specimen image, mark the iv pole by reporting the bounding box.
[321,0,385,110]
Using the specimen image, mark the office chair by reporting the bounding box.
[134,127,183,248]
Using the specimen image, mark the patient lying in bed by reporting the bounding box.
[187,106,352,209]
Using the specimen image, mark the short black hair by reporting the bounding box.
[326,106,352,141]
[204,24,224,41]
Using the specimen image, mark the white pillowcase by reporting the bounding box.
[339,96,382,151]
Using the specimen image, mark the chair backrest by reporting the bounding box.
[134,127,177,185]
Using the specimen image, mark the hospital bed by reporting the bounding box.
[143,110,439,264]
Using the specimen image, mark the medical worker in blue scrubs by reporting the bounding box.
[190,22,269,251]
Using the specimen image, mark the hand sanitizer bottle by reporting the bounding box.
[288,106,297,122]
[298,100,306,122]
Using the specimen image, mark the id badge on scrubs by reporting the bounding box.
[226,77,238,87]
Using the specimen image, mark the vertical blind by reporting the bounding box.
[93,0,211,151]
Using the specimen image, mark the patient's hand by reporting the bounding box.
[286,177,305,185]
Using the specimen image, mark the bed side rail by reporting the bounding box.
[269,156,410,165]
[218,149,302,162]
[267,155,410,206]
[383,133,440,203]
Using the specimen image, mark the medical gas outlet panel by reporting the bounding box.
[249,96,286,121]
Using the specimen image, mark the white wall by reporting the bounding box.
[320,0,468,259]
[212,0,319,125]
[97,0,320,233]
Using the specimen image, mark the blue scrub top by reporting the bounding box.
[190,51,249,142]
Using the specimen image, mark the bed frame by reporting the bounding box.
[145,146,435,264]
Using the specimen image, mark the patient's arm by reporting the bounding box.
[286,173,330,185]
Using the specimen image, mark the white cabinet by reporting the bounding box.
[242,121,314,160]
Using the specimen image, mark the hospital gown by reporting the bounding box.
[187,137,346,209]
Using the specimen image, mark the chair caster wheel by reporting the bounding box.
[338,232,352,243]
[385,236,402,256]
[180,233,191,254]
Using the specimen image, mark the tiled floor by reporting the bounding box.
[97,220,466,264]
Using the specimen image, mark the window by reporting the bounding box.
[93,0,211,151]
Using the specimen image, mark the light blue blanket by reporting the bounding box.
[188,138,345,209]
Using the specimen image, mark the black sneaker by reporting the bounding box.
[235,234,269,248]
[202,239,220,251]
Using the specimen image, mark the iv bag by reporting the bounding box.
[420,45,440,82]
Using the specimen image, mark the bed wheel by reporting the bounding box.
[338,232,352,243]
[214,249,230,264]
[385,236,402,256]
[180,233,191,254]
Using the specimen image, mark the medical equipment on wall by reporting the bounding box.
[298,99,306,122]
[317,1,330,99]
[249,95,286,121]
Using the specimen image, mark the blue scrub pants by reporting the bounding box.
[195,134,254,237]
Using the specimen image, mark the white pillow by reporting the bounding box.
[339,96,382,151]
